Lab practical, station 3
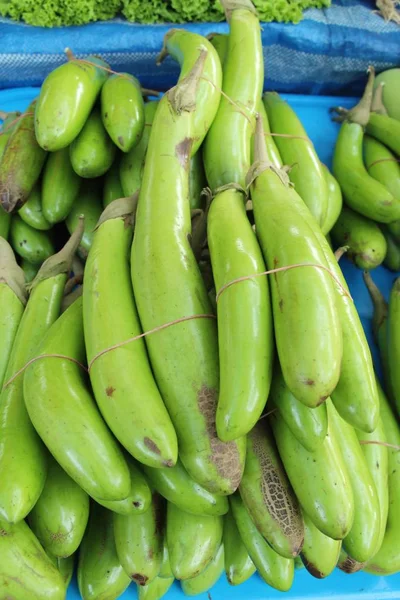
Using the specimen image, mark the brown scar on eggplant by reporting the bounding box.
[106,386,115,397]
[144,437,161,455]
[175,137,193,170]
[132,573,148,586]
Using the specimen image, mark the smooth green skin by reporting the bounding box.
[0,284,24,390]
[10,215,54,265]
[270,366,328,452]
[375,68,400,120]
[189,151,206,210]
[230,493,294,592]
[138,577,174,600]
[327,401,381,564]
[18,183,52,231]
[388,277,400,416]
[83,207,178,468]
[159,540,173,578]
[364,135,400,202]
[114,494,163,586]
[35,56,109,152]
[383,228,400,272]
[256,100,282,169]
[101,73,145,152]
[208,32,228,65]
[70,107,116,178]
[131,66,246,495]
[48,553,75,587]
[285,185,380,433]
[264,92,328,227]
[24,297,131,502]
[322,166,343,234]
[120,100,158,197]
[103,158,123,207]
[251,166,342,408]
[239,420,304,559]
[66,180,103,259]
[356,413,389,561]
[365,386,400,575]
[300,510,341,579]
[181,544,224,596]
[208,189,273,441]
[167,503,223,581]
[271,411,354,540]
[0,273,66,523]
[203,8,263,188]
[42,147,82,224]
[142,458,229,517]
[367,112,400,156]
[0,100,47,213]
[0,518,66,600]
[94,456,152,515]
[78,503,131,600]
[223,508,255,586]
[332,121,400,223]
[331,205,387,270]
[21,258,40,282]
[27,454,90,557]
[162,29,222,156]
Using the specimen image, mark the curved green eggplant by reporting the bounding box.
[70,107,116,178]
[223,508,255,586]
[364,135,400,202]
[28,454,89,557]
[42,148,82,224]
[18,183,52,231]
[35,55,109,151]
[366,111,400,156]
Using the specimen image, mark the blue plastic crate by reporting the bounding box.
[1,86,399,600]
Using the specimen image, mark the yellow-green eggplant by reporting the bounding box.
[70,107,116,178]
[271,410,354,540]
[10,215,54,264]
[330,205,387,270]
[0,225,83,523]
[0,237,27,390]
[35,55,109,151]
[0,517,66,599]
[332,68,400,223]
[66,179,103,259]
[388,277,400,415]
[0,100,47,213]
[167,502,223,581]
[42,147,82,224]
[131,44,245,495]
[327,401,380,563]
[250,115,342,409]
[181,544,224,596]
[120,100,158,197]
[18,183,52,231]
[239,420,304,559]
[103,158,123,207]
[83,197,178,468]
[264,92,328,228]
[207,187,273,441]
[366,111,400,157]
[142,458,228,517]
[94,454,152,515]
[365,387,400,575]
[24,295,131,502]
[101,73,145,152]
[138,577,174,600]
[223,508,256,586]
[270,366,328,452]
[114,493,164,586]
[301,510,341,578]
[47,552,75,587]
[28,454,90,557]
[255,99,282,169]
[78,503,131,600]
[203,0,262,189]
[230,493,294,592]
[321,165,342,234]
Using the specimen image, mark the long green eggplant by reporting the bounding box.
[42,147,82,223]
[322,166,342,233]
[364,135,400,202]
[24,296,131,501]
[181,544,224,596]
[0,224,83,523]
[70,107,116,178]
[138,577,174,600]
[301,510,341,578]
[223,508,256,586]
[131,45,245,495]
[239,420,304,559]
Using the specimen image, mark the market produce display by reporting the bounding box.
[0,0,400,598]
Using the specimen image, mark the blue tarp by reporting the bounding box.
[0,0,399,94]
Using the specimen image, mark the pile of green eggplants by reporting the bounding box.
[0,0,400,599]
